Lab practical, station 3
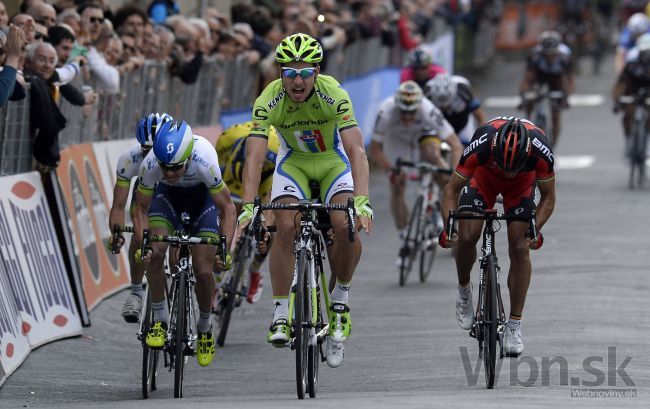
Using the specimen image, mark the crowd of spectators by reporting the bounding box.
[0,0,499,171]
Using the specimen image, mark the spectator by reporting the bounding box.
[104,35,122,66]
[169,18,203,83]
[397,0,422,50]
[141,22,160,59]
[115,30,144,72]
[34,22,48,41]
[11,13,36,43]
[19,0,43,14]
[28,2,57,29]
[24,41,67,170]
[53,0,76,14]
[79,2,119,94]
[48,25,84,84]
[0,1,8,28]
[113,4,147,47]
[57,9,80,35]
[148,0,179,24]
[154,24,174,63]
[0,25,27,106]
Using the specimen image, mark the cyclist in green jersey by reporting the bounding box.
[236,33,373,368]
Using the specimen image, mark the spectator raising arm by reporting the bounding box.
[0,26,26,106]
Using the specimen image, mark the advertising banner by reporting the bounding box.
[0,260,29,386]
[57,145,129,310]
[0,172,82,348]
[421,31,455,74]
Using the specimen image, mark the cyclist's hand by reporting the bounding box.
[353,195,373,235]
[438,230,456,248]
[135,247,152,264]
[107,234,125,253]
[256,229,271,255]
[527,231,544,250]
[237,203,254,228]
[215,252,232,271]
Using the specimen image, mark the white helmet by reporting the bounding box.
[628,12,650,36]
[395,80,423,112]
[637,32,650,48]
[425,74,457,108]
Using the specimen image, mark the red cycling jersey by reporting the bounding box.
[455,117,554,218]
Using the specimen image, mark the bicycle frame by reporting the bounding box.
[619,88,650,189]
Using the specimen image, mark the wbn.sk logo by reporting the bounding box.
[459,346,635,389]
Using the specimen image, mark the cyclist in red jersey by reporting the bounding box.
[400,48,446,89]
[439,117,556,356]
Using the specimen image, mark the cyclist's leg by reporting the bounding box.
[502,176,536,320]
[550,76,564,147]
[267,155,309,341]
[121,187,146,322]
[247,187,274,303]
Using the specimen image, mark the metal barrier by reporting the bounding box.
[0,31,457,175]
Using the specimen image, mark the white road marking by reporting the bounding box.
[483,94,604,108]
[555,155,595,170]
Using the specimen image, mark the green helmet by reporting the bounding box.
[275,33,323,64]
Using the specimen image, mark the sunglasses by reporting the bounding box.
[34,32,49,41]
[89,17,104,24]
[281,67,317,79]
[158,160,187,171]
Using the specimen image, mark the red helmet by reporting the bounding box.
[492,118,530,172]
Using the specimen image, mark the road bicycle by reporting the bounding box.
[250,196,355,399]
[618,88,650,189]
[394,158,450,286]
[521,88,565,147]
[214,224,253,347]
[446,209,537,389]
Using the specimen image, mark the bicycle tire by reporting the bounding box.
[483,255,498,389]
[629,120,644,189]
[216,244,245,347]
[419,204,438,283]
[307,276,321,398]
[173,271,187,398]
[400,195,423,286]
[294,248,310,399]
[141,290,158,399]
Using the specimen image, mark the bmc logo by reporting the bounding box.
[532,138,554,162]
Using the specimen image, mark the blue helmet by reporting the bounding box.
[136,112,173,149]
[153,120,195,165]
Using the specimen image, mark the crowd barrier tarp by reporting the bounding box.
[495,2,560,51]
[0,172,82,348]
[0,260,29,387]
[421,31,456,74]
[56,145,129,310]
[219,68,401,147]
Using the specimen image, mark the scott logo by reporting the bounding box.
[167,143,174,153]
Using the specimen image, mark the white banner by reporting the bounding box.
[0,260,29,386]
[0,172,82,348]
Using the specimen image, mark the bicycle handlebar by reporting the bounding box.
[250,197,356,243]
[447,209,538,239]
[111,224,134,254]
[395,158,452,175]
[141,229,226,266]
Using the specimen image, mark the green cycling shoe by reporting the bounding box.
[197,330,216,367]
[266,317,290,345]
[145,321,167,348]
[329,303,351,343]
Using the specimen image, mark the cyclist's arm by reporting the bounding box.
[419,137,447,168]
[133,189,152,246]
[612,72,627,102]
[441,172,468,230]
[241,136,268,203]
[520,66,536,93]
[211,186,236,250]
[340,126,369,197]
[535,178,556,230]
[108,182,130,231]
[368,140,392,171]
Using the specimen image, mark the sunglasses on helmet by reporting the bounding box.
[281,67,317,79]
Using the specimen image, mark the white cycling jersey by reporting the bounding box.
[372,96,455,165]
[115,143,146,187]
[138,135,225,195]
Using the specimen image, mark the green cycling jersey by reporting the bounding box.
[251,74,358,154]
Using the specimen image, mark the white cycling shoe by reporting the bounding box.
[456,285,475,330]
[503,324,524,356]
[326,337,344,368]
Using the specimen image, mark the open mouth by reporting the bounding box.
[292,87,305,99]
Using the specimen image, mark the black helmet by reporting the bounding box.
[407,49,432,68]
[492,118,530,172]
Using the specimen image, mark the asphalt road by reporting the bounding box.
[1,53,649,409]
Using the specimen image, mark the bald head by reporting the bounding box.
[28,2,56,28]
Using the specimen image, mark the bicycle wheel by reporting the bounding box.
[141,289,159,399]
[173,272,187,398]
[399,195,423,286]
[483,256,498,389]
[629,122,644,189]
[294,248,310,399]
[419,204,438,283]
[217,244,244,347]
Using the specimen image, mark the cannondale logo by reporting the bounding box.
[167,142,174,154]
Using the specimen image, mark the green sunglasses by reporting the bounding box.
[281,67,317,79]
